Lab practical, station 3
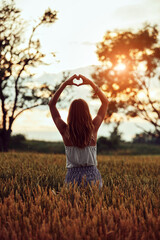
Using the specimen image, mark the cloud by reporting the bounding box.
[82,41,96,46]
[113,1,160,25]
[145,0,160,4]
[114,5,146,20]
[68,41,96,46]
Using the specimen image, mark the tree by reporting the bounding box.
[0,0,62,151]
[97,121,122,153]
[133,131,160,144]
[9,133,26,150]
[92,24,160,139]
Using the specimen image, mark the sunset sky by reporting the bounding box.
[12,0,160,141]
[15,0,160,74]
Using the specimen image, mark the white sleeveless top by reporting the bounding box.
[65,145,97,168]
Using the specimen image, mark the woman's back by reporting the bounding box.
[64,130,97,168]
[49,74,109,188]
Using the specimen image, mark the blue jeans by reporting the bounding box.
[65,165,103,188]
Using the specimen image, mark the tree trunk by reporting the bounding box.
[0,129,12,152]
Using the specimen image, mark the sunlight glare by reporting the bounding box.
[102,84,108,91]
[114,63,126,71]
[138,62,147,72]
[126,88,130,93]
[112,83,119,90]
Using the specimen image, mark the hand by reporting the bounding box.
[64,74,79,86]
[78,74,93,86]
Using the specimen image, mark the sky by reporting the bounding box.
[15,0,160,74]
[11,0,160,141]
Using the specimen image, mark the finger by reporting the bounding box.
[72,82,78,86]
[71,74,77,80]
[79,74,84,79]
[76,74,80,80]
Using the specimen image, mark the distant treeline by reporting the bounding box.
[8,134,160,155]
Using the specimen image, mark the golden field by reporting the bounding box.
[0,153,160,240]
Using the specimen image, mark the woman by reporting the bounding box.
[49,74,109,188]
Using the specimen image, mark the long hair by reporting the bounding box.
[67,99,94,148]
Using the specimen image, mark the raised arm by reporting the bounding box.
[79,74,109,132]
[48,74,78,135]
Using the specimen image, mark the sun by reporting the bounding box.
[114,63,126,71]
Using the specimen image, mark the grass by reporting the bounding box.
[0,152,160,239]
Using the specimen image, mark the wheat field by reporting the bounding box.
[0,152,160,240]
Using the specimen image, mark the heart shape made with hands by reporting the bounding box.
[73,76,83,86]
